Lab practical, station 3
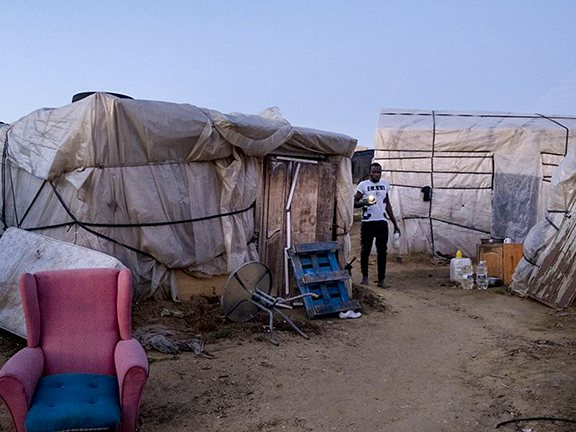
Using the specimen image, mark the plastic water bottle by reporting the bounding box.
[460,263,474,290]
[476,260,488,290]
[393,230,401,250]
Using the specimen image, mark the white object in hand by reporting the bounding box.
[393,230,401,249]
[367,195,376,204]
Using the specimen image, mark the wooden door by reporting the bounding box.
[258,156,337,296]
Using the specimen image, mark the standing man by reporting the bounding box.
[354,162,400,288]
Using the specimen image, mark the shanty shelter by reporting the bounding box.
[511,144,576,306]
[374,109,576,258]
[0,93,356,299]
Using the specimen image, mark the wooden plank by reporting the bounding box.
[503,243,523,286]
[254,158,265,251]
[311,299,361,317]
[310,253,320,271]
[477,244,503,279]
[319,284,332,306]
[262,158,289,296]
[527,209,576,309]
[292,241,340,254]
[302,270,350,284]
[290,162,320,246]
[289,244,357,318]
[315,162,337,242]
[287,249,306,281]
[327,249,342,272]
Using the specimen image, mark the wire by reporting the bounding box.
[522,252,539,268]
[380,111,576,120]
[536,113,570,157]
[496,416,576,429]
[545,217,560,231]
[46,181,256,263]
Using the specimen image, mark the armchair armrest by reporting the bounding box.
[0,347,44,432]
[115,339,148,432]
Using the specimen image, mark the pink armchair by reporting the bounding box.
[0,268,148,432]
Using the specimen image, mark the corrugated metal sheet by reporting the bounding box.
[527,207,576,309]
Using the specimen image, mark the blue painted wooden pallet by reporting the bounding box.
[288,241,360,319]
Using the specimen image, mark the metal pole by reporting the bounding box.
[284,162,301,296]
[285,163,301,213]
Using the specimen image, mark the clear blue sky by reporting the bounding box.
[2,1,576,148]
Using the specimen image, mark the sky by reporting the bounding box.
[2,1,576,148]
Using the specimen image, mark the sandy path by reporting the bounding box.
[137,257,576,431]
[2,224,576,431]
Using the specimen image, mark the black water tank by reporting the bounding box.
[72,92,133,103]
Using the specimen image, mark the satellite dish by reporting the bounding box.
[221,261,272,323]
[71,92,133,103]
[221,261,318,345]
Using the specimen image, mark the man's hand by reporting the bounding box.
[360,199,376,206]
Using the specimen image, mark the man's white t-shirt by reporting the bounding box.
[357,179,391,222]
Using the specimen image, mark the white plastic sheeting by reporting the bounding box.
[0,228,124,338]
[375,110,576,258]
[0,94,356,299]
[511,146,576,295]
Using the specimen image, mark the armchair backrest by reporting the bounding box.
[19,268,133,376]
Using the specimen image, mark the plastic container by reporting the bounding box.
[393,231,401,249]
[460,263,474,290]
[476,260,488,290]
[450,250,472,283]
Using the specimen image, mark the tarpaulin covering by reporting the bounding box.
[511,145,576,296]
[0,94,356,299]
[374,109,576,258]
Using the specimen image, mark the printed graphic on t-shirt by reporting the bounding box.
[365,185,388,192]
[357,180,390,222]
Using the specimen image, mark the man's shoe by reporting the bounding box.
[339,310,362,319]
[361,276,369,286]
[377,279,388,289]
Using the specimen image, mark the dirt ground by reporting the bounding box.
[2,221,576,432]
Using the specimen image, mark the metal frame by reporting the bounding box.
[222,261,319,345]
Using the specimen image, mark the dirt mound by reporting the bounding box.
[353,284,386,312]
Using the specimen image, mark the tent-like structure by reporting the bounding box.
[374,109,576,258]
[511,145,576,302]
[0,93,357,299]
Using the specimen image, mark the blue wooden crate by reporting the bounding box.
[288,241,360,319]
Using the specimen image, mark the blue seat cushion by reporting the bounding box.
[25,373,121,432]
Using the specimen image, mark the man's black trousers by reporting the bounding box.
[360,220,389,281]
